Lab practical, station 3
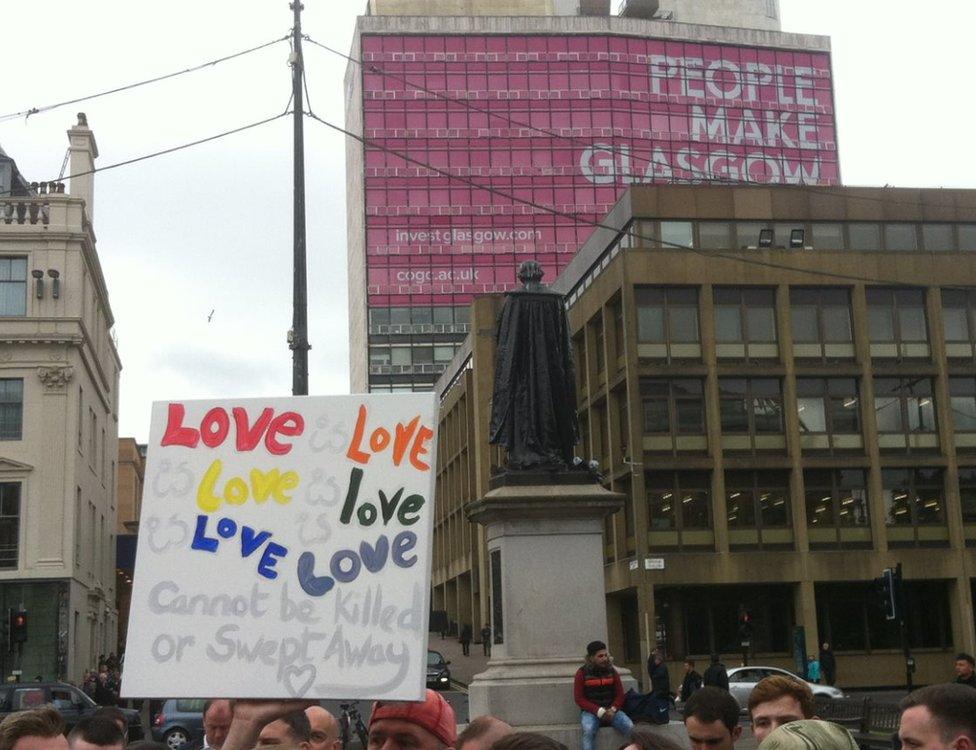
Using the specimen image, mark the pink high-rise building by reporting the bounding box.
[346,0,839,392]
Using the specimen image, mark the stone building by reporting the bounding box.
[434,184,976,688]
[0,115,121,681]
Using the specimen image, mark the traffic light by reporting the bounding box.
[873,567,900,621]
[737,607,753,642]
[9,610,27,645]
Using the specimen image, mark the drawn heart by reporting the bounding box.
[283,664,316,697]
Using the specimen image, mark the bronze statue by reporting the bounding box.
[488,261,580,470]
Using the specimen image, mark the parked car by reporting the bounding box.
[728,666,845,711]
[152,698,206,749]
[0,682,142,738]
[426,650,451,690]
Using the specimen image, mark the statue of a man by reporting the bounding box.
[488,261,580,470]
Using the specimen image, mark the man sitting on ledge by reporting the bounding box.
[574,640,632,750]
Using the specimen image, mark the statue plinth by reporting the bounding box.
[465,476,636,744]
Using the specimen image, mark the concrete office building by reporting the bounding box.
[346,0,838,393]
[434,184,976,688]
[0,116,121,681]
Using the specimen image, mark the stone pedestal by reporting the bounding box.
[465,473,638,747]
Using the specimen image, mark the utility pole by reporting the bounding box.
[289,1,310,396]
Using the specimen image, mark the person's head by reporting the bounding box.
[489,733,564,750]
[368,689,457,750]
[305,707,340,750]
[202,700,233,750]
[821,643,830,651]
[456,716,511,750]
[747,676,815,745]
[585,641,610,669]
[257,711,311,750]
[954,653,975,679]
[899,684,976,750]
[710,654,721,665]
[684,660,695,674]
[620,725,684,750]
[760,720,857,750]
[683,687,742,750]
[0,707,68,750]
[67,717,125,750]
[92,709,127,740]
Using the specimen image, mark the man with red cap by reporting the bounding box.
[368,689,457,750]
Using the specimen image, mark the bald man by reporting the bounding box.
[305,707,340,750]
[456,716,512,750]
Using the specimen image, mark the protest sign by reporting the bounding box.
[121,393,437,700]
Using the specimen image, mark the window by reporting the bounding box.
[942,289,976,356]
[884,224,918,251]
[660,221,693,249]
[874,377,936,437]
[640,379,704,435]
[804,469,869,528]
[790,288,853,345]
[726,471,790,528]
[866,288,928,345]
[0,380,23,440]
[0,258,27,316]
[922,224,954,251]
[811,223,844,249]
[0,483,20,568]
[949,378,976,432]
[796,378,860,442]
[724,470,791,547]
[882,468,944,526]
[635,287,699,344]
[667,584,793,656]
[817,581,951,652]
[714,288,777,359]
[77,387,83,449]
[957,468,976,523]
[698,222,731,250]
[848,223,881,250]
[719,378,783,434]
[646,472,711,538]
[960,225,976,251]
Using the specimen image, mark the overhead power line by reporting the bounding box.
[304,108,972,291]
[306,34,959,211]
[0,112,289,198]
[0,35,289,124]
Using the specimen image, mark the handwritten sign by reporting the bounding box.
[121,394,437,700]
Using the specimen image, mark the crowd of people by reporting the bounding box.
[574,640,976,750]
[0,645,974,750]
[82,655,124,707]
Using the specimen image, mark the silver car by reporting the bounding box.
[728,666,845,711]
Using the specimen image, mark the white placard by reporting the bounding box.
[121,394,437,700]
[644,558,665,570]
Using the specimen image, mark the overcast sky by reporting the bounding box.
[2,1,973,443]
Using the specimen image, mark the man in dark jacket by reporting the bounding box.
[574,640,633,750]
[647,649,671,699]
[955,652,976,688]
[680,659,703,702]
[703,654,730,691]
[819,642,837,686]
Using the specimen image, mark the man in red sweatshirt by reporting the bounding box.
[574,640,633,750]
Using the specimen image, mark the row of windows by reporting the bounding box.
[639,375,976,439]
[622,220,976,253]
[644,467,973,533]
[368,305,471,327]
[646,581,951,658]
[631,286,976,353]
[369,344,460,367]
